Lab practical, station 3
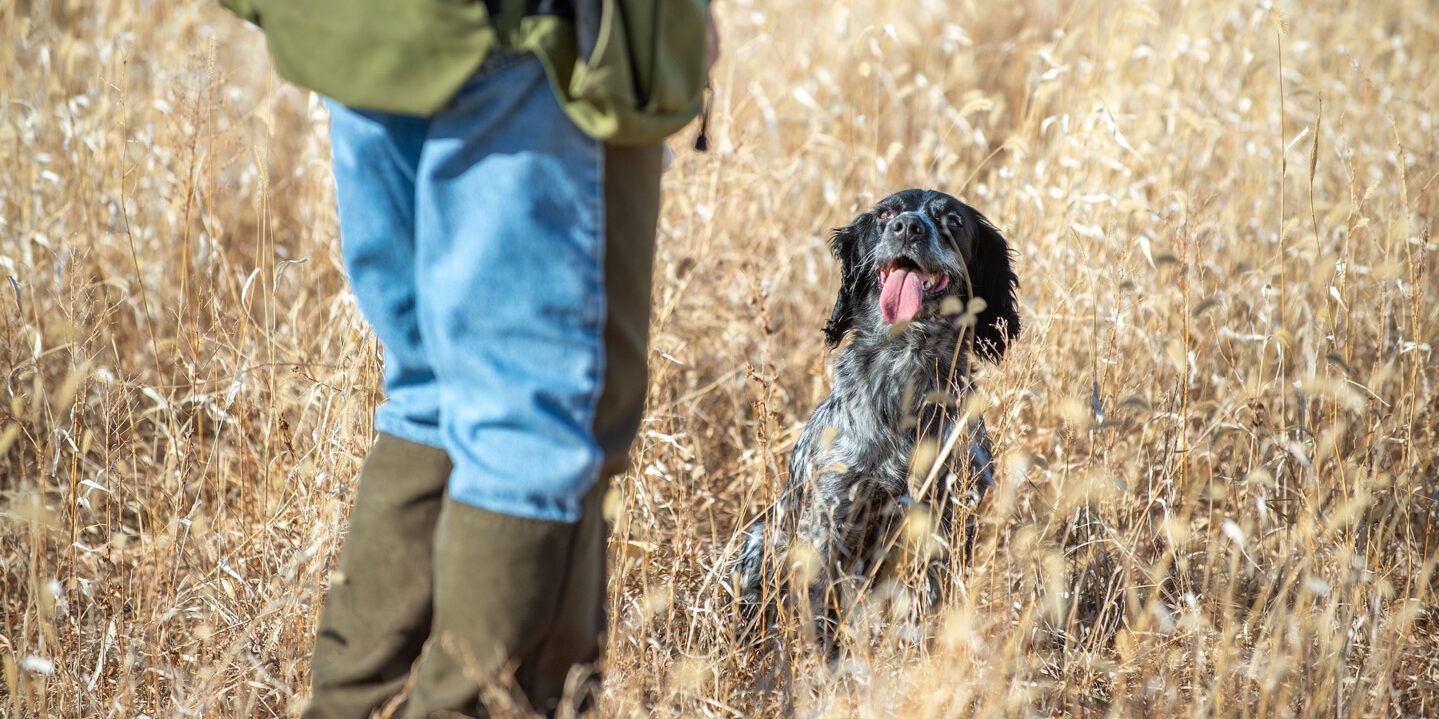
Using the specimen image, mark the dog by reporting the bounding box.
[735,188,1019,644]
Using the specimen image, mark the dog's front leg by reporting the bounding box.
[794,475,886,651]
[913,420,997,609]
[734,479,808,627]
[735,510,782,612]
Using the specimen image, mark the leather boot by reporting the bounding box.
[398,480,609,719]
[304,434,453,719]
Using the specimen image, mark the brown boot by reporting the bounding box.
[305,434,452,719]
[398,480,610,719]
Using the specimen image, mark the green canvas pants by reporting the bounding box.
[304,143,662,719]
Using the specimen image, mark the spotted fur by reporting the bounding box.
[736,189,1019,644]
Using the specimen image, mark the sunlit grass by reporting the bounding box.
[2,0,1435,716]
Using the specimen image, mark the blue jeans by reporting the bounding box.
[327,53,609,522]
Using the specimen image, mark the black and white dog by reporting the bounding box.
[735,189,1020,641]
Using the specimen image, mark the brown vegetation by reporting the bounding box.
[2,0,1436,716]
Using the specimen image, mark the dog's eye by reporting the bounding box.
[946,214,964,228]
[877,209,894,219]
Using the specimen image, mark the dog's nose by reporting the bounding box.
[885,213,927,244]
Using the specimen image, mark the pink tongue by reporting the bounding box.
[880,268,925,323]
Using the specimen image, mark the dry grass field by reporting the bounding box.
[3,0,1437,716]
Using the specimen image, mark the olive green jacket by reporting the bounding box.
[220,0,708,144]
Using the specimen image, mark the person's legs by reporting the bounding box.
[312,52,664,719]
[416,52,607,524]
[326,103,443,447]
[401,53,610,718]
[305,436,451,719]
[593,144,664,479]
[408,479,610,718]
[306,104,448,719]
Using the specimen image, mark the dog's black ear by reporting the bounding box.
[824,214,877,348]
[969,213,1021,361]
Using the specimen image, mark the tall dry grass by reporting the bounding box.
[2,0,1436,716]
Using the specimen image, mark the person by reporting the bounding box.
[218,2,717,717]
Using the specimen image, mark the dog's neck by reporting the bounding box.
[836,319,973,422]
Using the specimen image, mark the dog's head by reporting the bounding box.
[824,189,1020,361]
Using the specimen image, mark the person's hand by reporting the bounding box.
[706,5,720,68]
